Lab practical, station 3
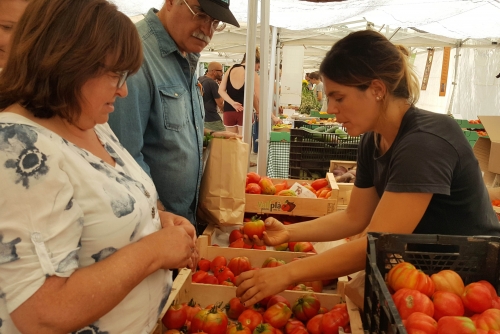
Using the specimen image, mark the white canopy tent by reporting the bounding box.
[120,0,500,174]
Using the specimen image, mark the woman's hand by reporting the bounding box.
[242,217,290,246]
[212,131,242,139]
[232,102,244,112]
[272,115,282,125]
[235,265,293,307]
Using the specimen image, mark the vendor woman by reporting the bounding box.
[235,30,500,306]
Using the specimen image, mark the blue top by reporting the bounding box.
[108,8,205,226]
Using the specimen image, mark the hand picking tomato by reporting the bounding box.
[242,216,266,240]
[162,304,187,330]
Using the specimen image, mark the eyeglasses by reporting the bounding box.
[181,0,226,32]
[115,71,129,89]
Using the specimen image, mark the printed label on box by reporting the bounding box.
[289,183,317,198]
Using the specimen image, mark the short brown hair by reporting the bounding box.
[309,71,321,80]
[0,0,143,123]
[320,30,419,105]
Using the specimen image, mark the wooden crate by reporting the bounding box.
[245,173,338,217]
[329,161,356,206]
[156,268,363,334]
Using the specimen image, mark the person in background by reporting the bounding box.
[0,0,28,70]
[235,30,500,307]
[0,0,198,332]
[305,72,313,90]
[108,0,240,233]
[309,71,327,112]
[199,61,225,132]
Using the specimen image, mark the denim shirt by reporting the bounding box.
[108,8,205,226]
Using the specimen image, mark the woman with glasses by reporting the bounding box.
[0,0,28,70]
[0,0,198,332]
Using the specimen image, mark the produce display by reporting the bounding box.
[161,292,351,334]
[330,164,356,184]
[385,261,500,333]
[245,172,334,200]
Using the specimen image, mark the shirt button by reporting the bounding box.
[174,93,178,97]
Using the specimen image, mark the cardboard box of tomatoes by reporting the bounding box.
[245,173,338,218]
[362,233,500,334]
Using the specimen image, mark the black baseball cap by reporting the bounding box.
[198,0,240,28]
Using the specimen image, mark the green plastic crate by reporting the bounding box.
[270,131,290,142]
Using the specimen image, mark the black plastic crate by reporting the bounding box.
[363,233,500,334]
[289,128,360,162]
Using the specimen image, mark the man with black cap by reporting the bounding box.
[109,0,240,234]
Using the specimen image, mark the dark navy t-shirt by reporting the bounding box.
[355,106,500,236]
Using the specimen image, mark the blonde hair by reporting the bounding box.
[241,47,260,64]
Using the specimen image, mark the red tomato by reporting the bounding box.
[405,312,437,334]
[477,280,498,299]
[210,255,227,273]
[288,242,297,251]
[431,270,465,296]
[226,322,252,334]
[190,305,229,334]
[263,301,293,328]
[162,304,188,330]
[287,328,308,334]
[311,178,328,191]
[197,258,211,272]
[252,244,267,250]
[318,306,329,314]
[267,295,291,309]
[237,309,263,332]
[253,323,277,334]
[392,288,434,320]
[247,172,261,184]
[285,319,306,334]
[493,296,500,310]
[262,257,286,268]
[291,242,314,253]
[182,298,202,322]
[192,270,208,283]
[302,280,323,293]
[216,267,235,284]
[165,330,183,334]
[462,282,493,314]
[306,314,323,334]
[291,283,314,292]
[229,238,252,249]
[200,274,219,285]
[387,262,435,297]
[221,279,235,286]
[437,316,477,334]
[246,183,262,194]
[475,309,500,331]
[291,293,321,322]
[247,302,266,315]
[226,297,246,320]
[229,229,244,243]
[432,291,465,320]
[321,307,350,333]
[274,181,288,194]
[242,218,266,240]
[227,257,252,276]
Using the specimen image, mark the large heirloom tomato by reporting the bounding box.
[183,298,202,322]
[431,270,465,296]
[285,319,307,334]
[306,314,323,334]
[247,172,261,184]
[437,316,477,334]
[253,323,277,334]
[228,257,252,276]
[190,305,228,334]
[243,217,266,240]
[321,307,350,333]
[292,293,321,322]
[210,255,227,273]
[387,262,435,297]
[475,309,500,331]
[226,322,252,334]
[432,291,465,320]
[226,297,246,320]
[238,309,263,332]
[404,312,438,334]
[392,288,434,319]
[262,257,286,268]
[462,282,493,314]
[162,304,188,329]
[263,301,292,328]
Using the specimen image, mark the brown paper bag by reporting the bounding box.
[197,138,249,228]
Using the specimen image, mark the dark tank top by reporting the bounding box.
[223,64,245,112]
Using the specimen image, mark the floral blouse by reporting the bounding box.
[0,113,171,334]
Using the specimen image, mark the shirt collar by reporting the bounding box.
[144,8,200,63]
